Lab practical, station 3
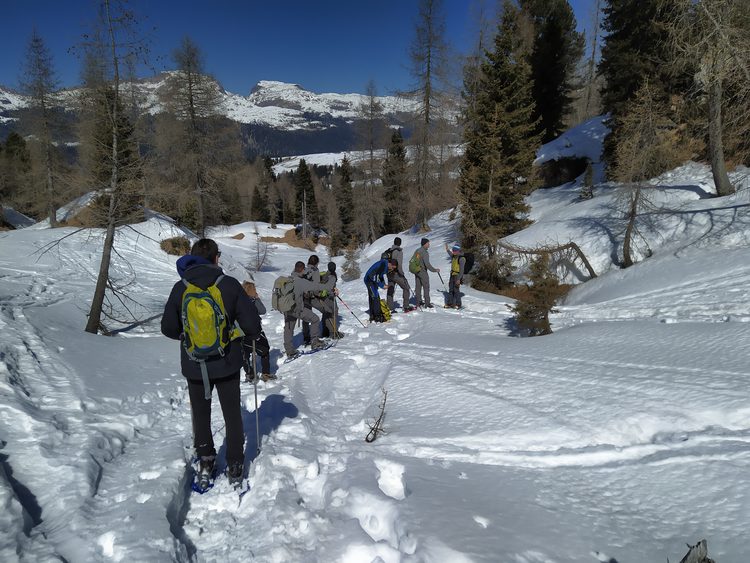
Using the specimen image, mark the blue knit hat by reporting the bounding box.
[452,244,461,252]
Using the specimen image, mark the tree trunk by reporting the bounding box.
[708,77,734,196]
[622,186,640,268]
[85,0,119,334]
[45,141,56,227]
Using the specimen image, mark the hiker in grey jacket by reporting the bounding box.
[302,255,322,346]
[386,237,414,312]
[413,237,440,308]
[284,261,336,356]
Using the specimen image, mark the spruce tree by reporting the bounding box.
[521,0,584,142]
[598,0,675,169]
[335,156,354,241]
[20,29,61,226]
[382,129,408,233]
[294,159,317,235]
[458,1,541,263]
[511,253,560,336]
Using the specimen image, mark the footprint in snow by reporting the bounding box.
[375,458,407,500]
[473,515,490,529]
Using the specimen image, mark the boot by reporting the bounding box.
[227,461,243,486]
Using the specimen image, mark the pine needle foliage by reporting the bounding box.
[458,0,541,286]
[511,253,560,336]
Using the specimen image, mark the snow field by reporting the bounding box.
[1,158,750,560]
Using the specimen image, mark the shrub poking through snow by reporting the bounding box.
[160,236,191,256]
[511,253,561,336]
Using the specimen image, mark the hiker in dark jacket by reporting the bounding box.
[413,238,440,308]
[283,261,337,356]
[365,258,397,322]
[162,238,263,485]
[444,243,466,308]
[386,237,413,312]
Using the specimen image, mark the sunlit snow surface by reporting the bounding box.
[1,162,750,561]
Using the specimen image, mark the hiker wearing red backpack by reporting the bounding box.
[161,238,264,490]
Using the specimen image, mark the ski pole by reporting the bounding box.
[437,271,447,290]
[333,298,339,340]
[252,339,261,456]
[336,294,367,328]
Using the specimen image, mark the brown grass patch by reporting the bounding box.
[160,236,192,256]
[261,228,317,250]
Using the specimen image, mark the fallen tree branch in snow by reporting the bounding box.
[677,539,715,563]
[365,388,388,443]
[496,240,598,280]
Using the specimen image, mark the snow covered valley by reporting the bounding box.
[1,164,750,561]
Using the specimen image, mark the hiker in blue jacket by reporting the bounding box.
[364,258,397,322]
[162,238,264,488]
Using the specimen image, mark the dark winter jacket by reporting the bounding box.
[365,259,389,288]
[161,263,262,382]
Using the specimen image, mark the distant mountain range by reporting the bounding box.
[0,73,431,157]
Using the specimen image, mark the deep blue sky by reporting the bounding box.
[3,0,594,96]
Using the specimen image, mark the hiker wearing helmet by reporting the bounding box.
[161,238,263,489]
[410,238,440,308]
[445,243,466,309]
[364,257,397,322]
[386,237,414,312]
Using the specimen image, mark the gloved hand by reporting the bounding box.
[243,332,270,357]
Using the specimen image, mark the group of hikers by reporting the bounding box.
[160,235,470,491]
[364,236,469,322]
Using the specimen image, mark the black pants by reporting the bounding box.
[187,373,244,465]
[365,281,384,321]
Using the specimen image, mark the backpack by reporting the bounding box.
[379,298,392,322]
[408,250,422,274]
[180,276,230,361]
[271,276,296,313]
[463,252,475,274]
[381,248,393,261]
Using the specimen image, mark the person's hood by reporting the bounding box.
[176,255,212,278]
[179,259,222,289]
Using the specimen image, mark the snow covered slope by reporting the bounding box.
[1,162,750,561]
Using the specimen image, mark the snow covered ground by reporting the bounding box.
[2,159,750,562]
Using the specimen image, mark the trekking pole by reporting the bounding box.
[336,294,367,328]
[252,339,261,456]
[333,298,339,340]
[437,271,447,289]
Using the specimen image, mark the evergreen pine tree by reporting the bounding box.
[294,159,317,235]
[382,129,408,233]
[598,0,675,170]
[521,0,584,142]
[250,156,272,222]
[458,1,541,271]
[20,29,61,226]
[511,253,560,336]
[335,156,354,240]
